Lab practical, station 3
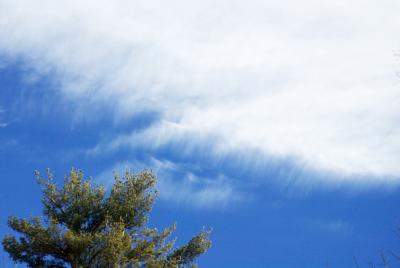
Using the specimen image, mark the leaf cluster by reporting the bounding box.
[2,169,211,268]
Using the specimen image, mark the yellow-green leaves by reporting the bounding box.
[3,168,211,268]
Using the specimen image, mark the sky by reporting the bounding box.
[1,0,400,267]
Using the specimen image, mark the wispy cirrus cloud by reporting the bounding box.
[1,0,400,183]
[95,158,243,209]
[0,108,7,128]
[308,219,355,237]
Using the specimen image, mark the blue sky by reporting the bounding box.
[1,0,400,267]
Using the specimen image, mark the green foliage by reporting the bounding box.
[2,169,211,268]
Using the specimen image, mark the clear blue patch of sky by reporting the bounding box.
[1,58,400,267]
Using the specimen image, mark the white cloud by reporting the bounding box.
[95,158,241,209]
[1,0,400,180]
[306,218,354,236]
[0,108,7,128]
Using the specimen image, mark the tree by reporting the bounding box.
[2,169,211,268]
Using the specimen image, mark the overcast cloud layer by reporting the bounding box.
[1,0,400,181]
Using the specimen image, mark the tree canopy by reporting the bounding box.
[2,169,211,268]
